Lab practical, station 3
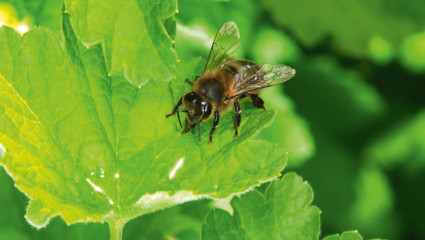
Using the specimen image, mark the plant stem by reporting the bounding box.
[109,219,126,240]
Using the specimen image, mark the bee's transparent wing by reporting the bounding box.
[203,22,242,73]
[229,64,296,99]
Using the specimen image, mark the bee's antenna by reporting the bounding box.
[197,115,201,142]
[176,109,188,128]
[176,110,182,128]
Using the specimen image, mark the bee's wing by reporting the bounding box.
[203,22,242,73]
[229,64,296,99]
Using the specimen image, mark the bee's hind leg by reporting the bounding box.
[234,100,241,137]
[209,111,220,143]
[248,94,266,110]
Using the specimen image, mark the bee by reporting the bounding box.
[166,21,296,143]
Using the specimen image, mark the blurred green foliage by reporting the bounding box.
[1,0,425,239]
[0,0,62,35]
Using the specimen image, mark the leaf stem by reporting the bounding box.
[109,219,126,240]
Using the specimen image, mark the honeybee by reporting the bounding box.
[166,22,296,143]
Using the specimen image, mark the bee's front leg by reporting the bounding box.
[182,119,196,134]
[209,111,220,143]
[165,97,183,128]
[234,100,241,137]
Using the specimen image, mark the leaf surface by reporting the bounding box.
[0,7,287,233]
[202,172,321,240]
[64,0,178,87]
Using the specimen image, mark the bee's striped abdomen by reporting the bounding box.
[222,60,260,80]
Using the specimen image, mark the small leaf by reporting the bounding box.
[202,208,239,240]
[202,172,321,240]
[322,231,363,240]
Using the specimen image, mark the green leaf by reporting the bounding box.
[294,129,397,239]
[0,26,20,81]
[202,173,321,240]
[322,231,363,240]
[64,0,178,87]
[0,7,286,238]
[21,0,63,35]
[0,0,63,36]
[0,167,110,240]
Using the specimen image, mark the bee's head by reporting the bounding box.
[182,92,212,123]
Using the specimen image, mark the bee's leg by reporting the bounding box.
[182,119,196,134]
[185,79,193,86]
[186,75,200,85]
[209,111,220,143]
[234,100,241,137]
[197,115,201,142]
[248,94,266,110]
[165,97,183,128]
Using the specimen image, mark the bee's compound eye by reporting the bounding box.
[183,92,201,115]
[183,92,197,104]
[200,100,212,119]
